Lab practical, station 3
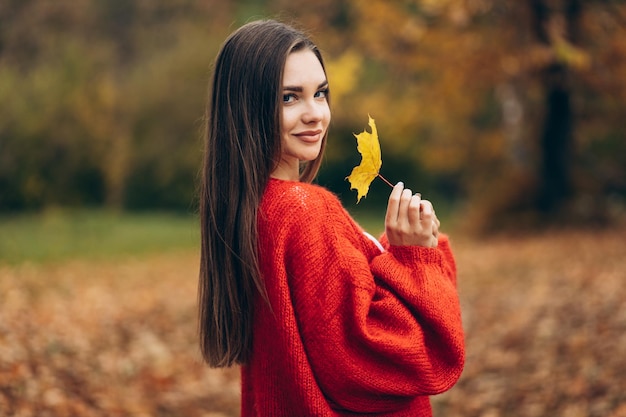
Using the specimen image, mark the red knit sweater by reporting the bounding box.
[242,178,465,416]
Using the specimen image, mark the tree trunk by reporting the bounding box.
[530,0,582,213]
[538,64,572,212]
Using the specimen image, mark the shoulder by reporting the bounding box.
[259,178,363,240]
[260,178,382,260]
[260,178,342,217]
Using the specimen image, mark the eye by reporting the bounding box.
[315,88,329,99]
[283,93,297,104]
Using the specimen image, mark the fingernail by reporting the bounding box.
[415,193,421,198]
[396,182,403,187]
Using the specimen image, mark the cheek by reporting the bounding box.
[281,108,297,133]
[323,105,331,128]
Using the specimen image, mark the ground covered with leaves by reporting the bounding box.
[1,228,625,416]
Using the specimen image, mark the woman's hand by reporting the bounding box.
[385,182,440,248]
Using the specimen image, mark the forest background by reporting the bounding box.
[2,1,626,416]
[2,0,625,227]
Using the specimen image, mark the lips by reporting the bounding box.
[294,130,323,143]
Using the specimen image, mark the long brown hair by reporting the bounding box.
[198,20,329,367]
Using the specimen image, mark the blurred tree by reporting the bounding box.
[529,0,581,213]
[0,0,231,212]
[1,0,624,226]
[270,0,626,228]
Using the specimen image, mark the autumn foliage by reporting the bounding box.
[2,227,626,416]
[0,253,240,417]
[1,0,625,228]
[346,115,385,203]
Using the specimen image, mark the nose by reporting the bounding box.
[302,99,324,124]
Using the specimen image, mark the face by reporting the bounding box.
[273,49,331,180]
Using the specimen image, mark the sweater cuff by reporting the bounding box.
[389,245,443,265]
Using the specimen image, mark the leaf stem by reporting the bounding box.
[377,173,394,188]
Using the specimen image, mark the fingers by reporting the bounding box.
[407,193,421,226]
[431,217,440,236]
[419,199,433,222]
[430,217,440,247]
[385,183,440,247]
[398,188,413,226]
[420,200,440,247]
[385,182,405,226]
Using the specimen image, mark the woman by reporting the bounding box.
[198,19,464,416]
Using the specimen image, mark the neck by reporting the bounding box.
[270,160,299,181]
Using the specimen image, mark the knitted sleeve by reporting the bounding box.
[281,186,465,413]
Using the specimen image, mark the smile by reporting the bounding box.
[294,130,323,143]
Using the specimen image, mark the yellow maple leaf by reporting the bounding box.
[347,115,383,203]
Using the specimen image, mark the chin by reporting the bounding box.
[302,150,322,162]
[296,147,322,161]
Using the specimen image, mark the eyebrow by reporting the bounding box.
[282,80,329,92]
